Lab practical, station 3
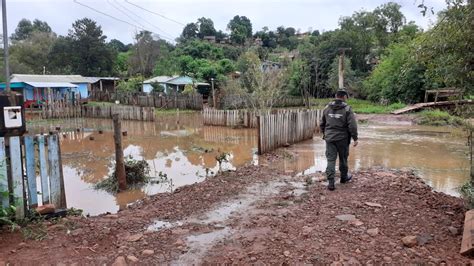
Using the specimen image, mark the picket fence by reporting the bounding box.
[203,108,266,128]
[41,104,156,121]
[41,100,82,119]
[90,91,203,110]
[81,105,155,121]
[219,95,306,110]
[257,109,323,154]
[0,134,66,219]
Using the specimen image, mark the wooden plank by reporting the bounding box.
[37,136,48,205]
[9,137,25,219]
[24,136,38,208]
[0,138,9,208]
[391,100,473,115]
[460,209,474,255]
[48,134,64,208]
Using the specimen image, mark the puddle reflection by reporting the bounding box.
[28,114,470,215]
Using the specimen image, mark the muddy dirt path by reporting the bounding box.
[0,151,469,264]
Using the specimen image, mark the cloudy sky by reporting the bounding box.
[2,0,447,43]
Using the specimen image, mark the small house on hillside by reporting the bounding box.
[261,61,282,72]
[142,75,210,95]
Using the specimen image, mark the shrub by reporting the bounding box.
[417,109,465,127]
[95,157,151,193]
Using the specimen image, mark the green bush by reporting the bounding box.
[417,109,465,127]
[116,76,144,93]
[95,157,151,193]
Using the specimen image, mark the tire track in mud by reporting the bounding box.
[143,179,308,264]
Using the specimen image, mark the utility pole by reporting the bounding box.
[211,78,216,108]
[338,48,351,89]
[2,0,10,93]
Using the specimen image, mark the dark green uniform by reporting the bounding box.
[320,99,358,182]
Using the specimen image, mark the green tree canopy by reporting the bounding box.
[227,15,253,45]
[180,23,199,41]
[197,17,216,38]
[11,18,52,41]
[66,18,114,76]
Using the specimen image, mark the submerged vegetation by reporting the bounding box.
[95,157,151,193]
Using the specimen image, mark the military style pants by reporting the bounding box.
[325,138,350,181]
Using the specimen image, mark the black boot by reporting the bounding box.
[328,179,335,191]
[340,174,353,184]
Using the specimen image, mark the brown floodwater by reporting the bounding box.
[27,113,470,216]
[269,124,470,197]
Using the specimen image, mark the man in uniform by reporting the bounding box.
[320,89,358,191]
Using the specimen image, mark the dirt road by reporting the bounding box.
[0,151,469,264]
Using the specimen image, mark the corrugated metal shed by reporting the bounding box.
[83,77,120,84]
[11,74,90,84]
[25,82,78,88]
[143,76,178,84]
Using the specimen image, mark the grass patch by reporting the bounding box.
[155,108,198,115]
[416,109,465,127]
[84,101,115,107]
[311,98,406,114]
[95,157,151,193]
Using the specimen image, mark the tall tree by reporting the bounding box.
[9,31,57,74]
[180,23,199,41]
[11,18,52,41]
[128,31,163,77]
[197,17,216,38]
[66,18,114,76]
[108,39,129,53]
[48,36,74,74]
[227,15,253,45]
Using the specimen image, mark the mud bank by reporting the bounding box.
[0,151,469,264]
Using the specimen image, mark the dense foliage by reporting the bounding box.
[1,1,471,103]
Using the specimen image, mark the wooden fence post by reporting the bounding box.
[257,116,262,155]
[113,114,127,191]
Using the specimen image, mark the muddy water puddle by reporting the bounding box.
[27,114,470,215]
[271,124,470,196]
[28,114,258,215]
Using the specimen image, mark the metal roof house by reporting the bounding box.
[86,77,120,93]
[0,74,119,107]
[142,75,210,94]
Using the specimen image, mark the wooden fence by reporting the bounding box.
[203,108,264,128]
[41,99,82,119]
[90,91,203,110]
[0,134,66,219]
[218,95,306,110]
[81,105,155,121]
[41,104,156,121]
[257,109,323,154]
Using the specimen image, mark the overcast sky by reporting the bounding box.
[2,0,447,44]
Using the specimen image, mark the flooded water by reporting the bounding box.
[27,113,470,215]
[272,124,470,196]
[28,114,257,215]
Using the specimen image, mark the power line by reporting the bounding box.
[124,0,185,26]
[113,0,176,40]
[73,0,175,43]
[107,0,148,30]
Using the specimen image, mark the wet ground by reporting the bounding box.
[27,113,470,216]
